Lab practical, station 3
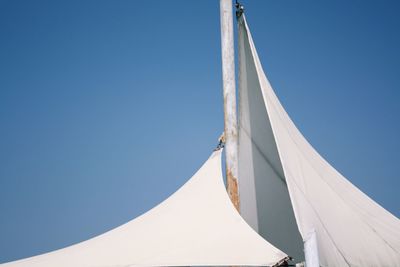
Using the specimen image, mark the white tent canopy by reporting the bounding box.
[237,14,400,266]
[0,150,287,267]
[237,14,304,262]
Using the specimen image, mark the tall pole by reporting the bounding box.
[220,0,239,211]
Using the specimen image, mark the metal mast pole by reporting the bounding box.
[219,0,239,211]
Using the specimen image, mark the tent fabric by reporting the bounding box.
[237,15,305,262]
[1,150,287,267]
[238,14,400,266]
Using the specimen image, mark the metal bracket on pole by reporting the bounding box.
[214,133,226,151]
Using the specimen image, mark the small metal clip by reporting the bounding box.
[235,1,244,19]
[214,133,225,151]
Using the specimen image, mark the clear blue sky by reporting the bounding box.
[0,0,399,263]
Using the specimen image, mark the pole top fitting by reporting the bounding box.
[235,1,244,19]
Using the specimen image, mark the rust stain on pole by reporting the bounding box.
[227,169,240,211]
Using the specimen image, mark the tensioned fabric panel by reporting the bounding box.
[0,150,287,267]
[237,16,304,262]
[240,14,400,267]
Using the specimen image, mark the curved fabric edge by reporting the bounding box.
[1,150,287,267]
[237,14,305,262]
[240,14,400,267]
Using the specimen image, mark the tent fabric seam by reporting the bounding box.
[239,122,287,186]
